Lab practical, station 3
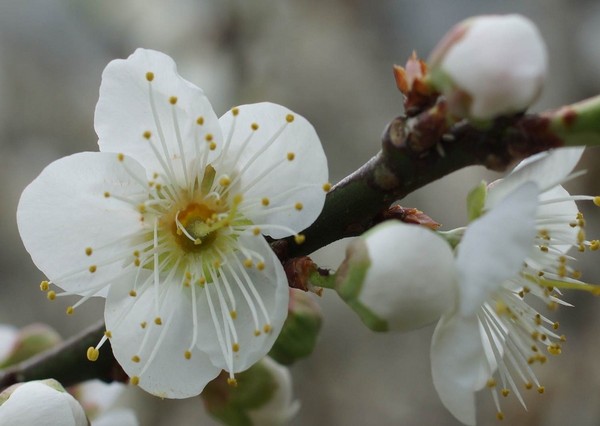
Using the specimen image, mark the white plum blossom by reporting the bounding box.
[17,49,329,398]
[0,380,89,426]
[428,14,548,120]
[337,147,599,424]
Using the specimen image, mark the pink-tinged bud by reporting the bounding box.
[428,14,548,120]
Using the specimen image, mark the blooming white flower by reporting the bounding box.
[0,380,89,426]
[17,49,329,398]
[336,147,599,424]
[428,14,548,120]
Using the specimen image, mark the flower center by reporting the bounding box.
[174,201,221,252]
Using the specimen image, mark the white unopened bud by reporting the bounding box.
[335,221,456,332]
[248,357,300,426]
[0,379,89,426]
[429,14,548,120]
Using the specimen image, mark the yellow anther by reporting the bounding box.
[209,142,217,151]
[295,202,303,211]
[548,344,562,355]
[131,355,140,363]
[214,260,222,269]
[219,176,231,187]
[104,330,112,338]
[501,388,510,397]
[154,317,163,325]
[285,114,294,123]
[227,378,238,387]
[254,329,261,336]
[548,301,558,310]
[294,234,306,244]
[253,227,261,236]
[486,379,496,388]
[591,240,600,251]
[117,153,125,162]
[198,277,206,286]
[87,347,99,362]
[66,306,74,315]
[138,204,147,214]
[134,258,141,267]
[579,244,586,252]
[572,270,582,279]
[197,116,204,125]
[232,343,240,353]
[143,130,152,139]
[232,107,239,116]
[263,324,272,333]
[594,196,600,206]
[85,247,93,256]
[322,182,332,192]
[256,261,265,271]
[140,321,147,329]
[230,310,237,319]
[261,197,270,206]
[534,314,542,325]
[496,412,504,421]
[184,350,192,360]
[169,96,178,105]
[540,245,548,252]
[130,376,140,386]
[251,122,259,130]
[89,265,97,273]
[146,72,154,81]
[525,382,533,390]
[560,334,567,342]
[194,238,202,246]
[205,133,213,142]
[129,290,137,297]
[578,229,585,243]
[103,192,110,198]
[47,291,56,301]
[243,259,253,268]
[553,322,559,330]
[40,281,49,291]
[287,152,295,161]
[537,386,545,394]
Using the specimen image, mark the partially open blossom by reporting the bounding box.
[17,49,329,398]
[74,381,138,426]
[0,324,61,369]
[428,14,548,120]
[0,380,88,426]
[335,147,599,425]
[203,356,299,426]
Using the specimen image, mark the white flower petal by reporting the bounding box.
[535,184,579,255]
[219,103,328,238]
[486,147,584,209]
[95,48,222,183]
[193,234,289,372]
[0,325,18,363]
[76,381,124,416]
[431,315,491,426]
[92,409,138,426]
[358,222,457,331]
[457,182,538,317]
[105,269,221,399]
[17,152,146,296]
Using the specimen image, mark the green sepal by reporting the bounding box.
[334,238,389,332]
[269,291,322,365]
[466,180,487,222]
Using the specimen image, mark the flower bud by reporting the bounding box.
[0,324,61,369]
[428,14,548,120]
[0,379,89,426]
[335,221,456,332]
[269,289,322,365]
[202,357,299,426]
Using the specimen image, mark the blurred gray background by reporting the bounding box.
[1,1,600,425]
